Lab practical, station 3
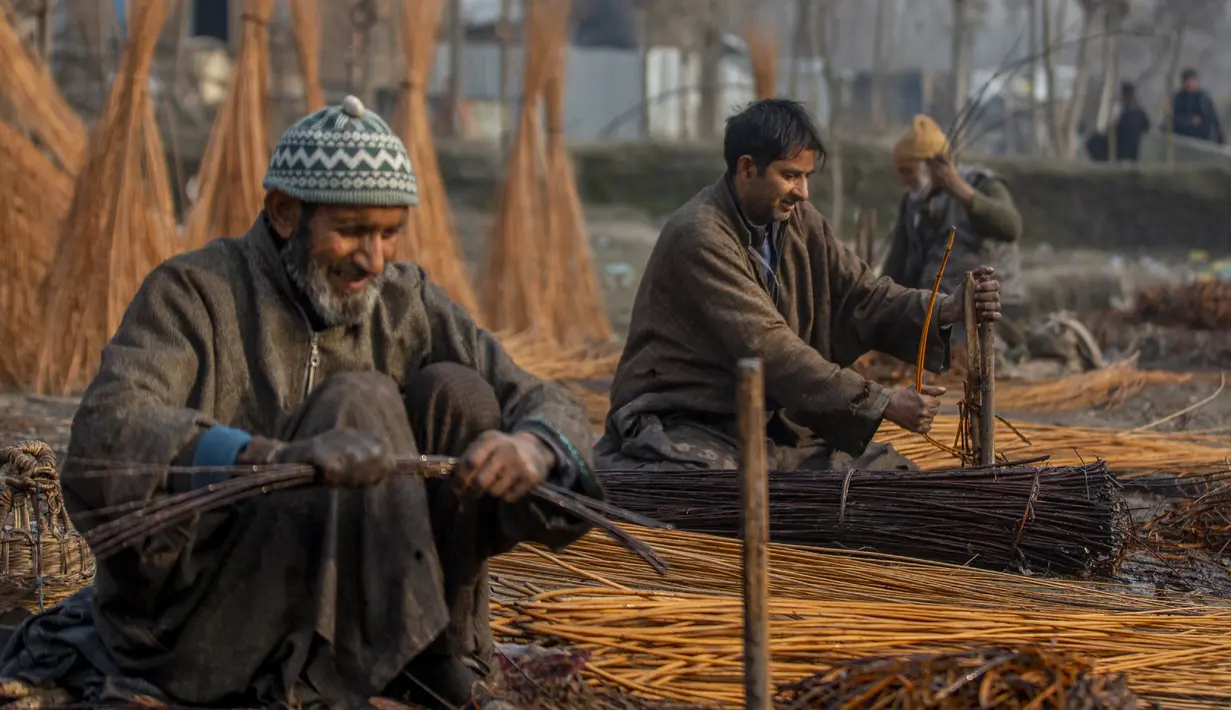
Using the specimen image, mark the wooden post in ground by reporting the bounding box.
[978,274,997,465]
[737,358,771,709]
[962,272,981,454]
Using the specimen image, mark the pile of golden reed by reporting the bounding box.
[396,0,482,316]
[34,0,178,395]
[490,527,1231,709]
[181,0,274,250]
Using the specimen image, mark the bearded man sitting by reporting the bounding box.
[0,96,600,710]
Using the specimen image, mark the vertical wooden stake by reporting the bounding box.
[962,272,981,454]
[737,358,771,710]
[978,281,997,466]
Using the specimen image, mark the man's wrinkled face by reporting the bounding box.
[282,205,406,327]
[896,159,931,200]
[735,150,815,224]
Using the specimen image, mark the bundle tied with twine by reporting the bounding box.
[481,0,559,336]
[395,0,481,316]
[288,0,325,113]
[0,122,73,388]
[35,0,179,395]
[182,0,273,249]
[0,441,94,615]
[541,0,613,347]
[0,8,87,174]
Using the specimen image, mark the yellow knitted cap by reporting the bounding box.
[893,114,950,162]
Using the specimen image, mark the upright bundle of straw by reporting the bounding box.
[745,22,778,100]
[0,10,87,173]
[34,0,178,395]
[288,0,325,112]
[0,123,73,387]
[396,0,481,316]
[481,0,559,335]
[540,0,612,346]
[182,0,273,249]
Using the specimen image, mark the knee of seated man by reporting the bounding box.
[312,370,404,412]
[406,362,502,432]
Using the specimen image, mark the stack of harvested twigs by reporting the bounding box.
[0,122,73,388]
[395,0,482,315]
[288,0,325,113]
[601,463,1128,575]
[0,10,87,174]
[182,0,273,249]
[879,417,1231,475]
[1135,279,1231,331]
[542,0,612,346]
[481,0,556,335]
[777,647,1142,709]
[490,527,1231,708]
[1142,480,1231,559]
[34,0,178,395]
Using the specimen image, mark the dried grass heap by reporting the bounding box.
[35,0,178,395]
[396,0,481,316]
[288,0,325,113]
[182,0,273,249]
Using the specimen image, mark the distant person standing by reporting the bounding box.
[1115,82,1150,161]
[1171,69,1224,144]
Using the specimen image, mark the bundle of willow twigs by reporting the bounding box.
[744,21,778,100]
[1141,481,1231,559]
[396,0,482,315]
[481,0,556,335]
[0,9,87,174]
[777,647,1142,710]
[0,121,72,388]
[288,0,325,113]
[878,416,1231,476]
[542,0,613,347]
[71,456,669,574]
[1135,279,1231,331]
[498,330,621,381]
[600,463,1128,575]
[489,527,1231,708]
[34,0,178,396]
[182,0,273,249]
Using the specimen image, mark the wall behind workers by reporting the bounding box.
[436,140,1231,253]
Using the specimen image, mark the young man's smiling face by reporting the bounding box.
[733,148,816,225]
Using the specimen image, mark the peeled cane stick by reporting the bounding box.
[736,358,771,710]
[914,226,958,391]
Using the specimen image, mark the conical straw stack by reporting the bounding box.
[541,0,612,346]
[181,0,273,249]
[289,0,325,112]
[480,0,559,335]
[745,21,778,100]
[35,0,178,395]
[397,0,482,316]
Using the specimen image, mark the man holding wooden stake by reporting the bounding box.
[598,99,1002,474]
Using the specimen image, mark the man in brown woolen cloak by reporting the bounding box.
[597,99,1002,472]
[0,97,600,710]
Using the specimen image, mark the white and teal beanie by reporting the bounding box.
[263,95,418,207]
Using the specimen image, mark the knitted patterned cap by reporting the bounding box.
[263,95,418,207]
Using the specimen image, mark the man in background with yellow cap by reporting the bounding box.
[882,114,1026,351]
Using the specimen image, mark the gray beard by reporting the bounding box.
[281,234,385,328]
[907,178,933,203]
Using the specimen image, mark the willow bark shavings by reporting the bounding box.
[600,463,1129,576]
[0,9,87,174]
[489,527,1231,708]
[182,0,273,249]
[0,122,73,388]
[34,0,178,395]
[289,0,325,112]
[396,0,482,316]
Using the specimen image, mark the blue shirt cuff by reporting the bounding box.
[193,426,253,468]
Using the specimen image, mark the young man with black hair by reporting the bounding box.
[597,99,1002,473]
